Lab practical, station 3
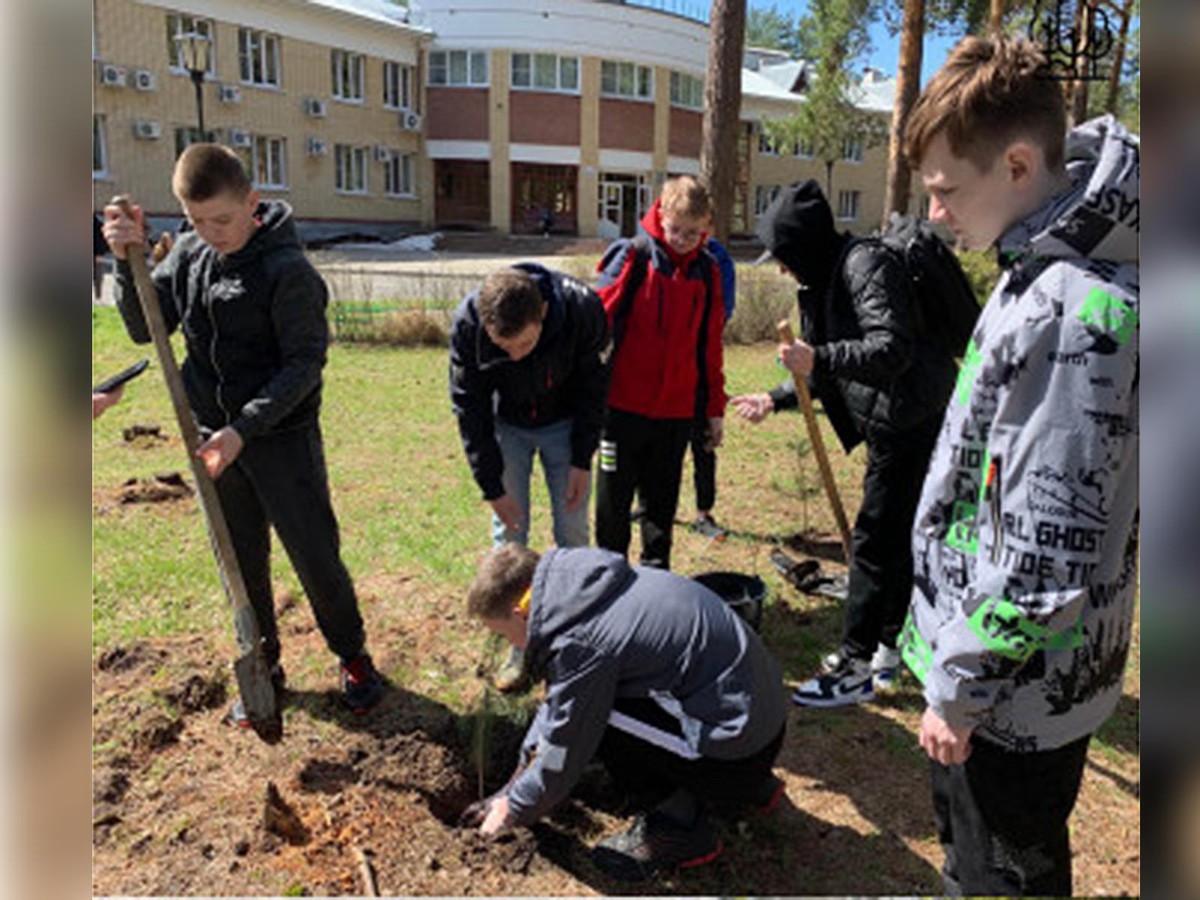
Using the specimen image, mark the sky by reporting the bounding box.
[752,0,963,85]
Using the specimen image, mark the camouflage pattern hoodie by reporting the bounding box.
[902,116,1139,752]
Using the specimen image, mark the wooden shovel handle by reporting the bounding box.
[777,320,853,562]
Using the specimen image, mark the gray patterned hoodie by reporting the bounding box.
[902,116,1139,752]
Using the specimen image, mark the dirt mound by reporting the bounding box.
[122,422,170,449]
[117,471,193,504]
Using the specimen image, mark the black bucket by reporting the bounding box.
[692,571,767,631]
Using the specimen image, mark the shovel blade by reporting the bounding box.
[234,649,283,745]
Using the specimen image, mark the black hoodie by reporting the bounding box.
[114,199,328,440]
[758,180,957,450]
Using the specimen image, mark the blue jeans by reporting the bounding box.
[492,418,589,548]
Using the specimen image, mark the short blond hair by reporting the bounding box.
[904,35,1066,173]
[659,175,713,221]
[466,544,540,620]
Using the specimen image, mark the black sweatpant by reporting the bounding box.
[595,409,692,570]
[931,734,1091,896]
[841,416,941,659]
[212,424,366,666]
[597,696,784,817]
[689,419,717,513]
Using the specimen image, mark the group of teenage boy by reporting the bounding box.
[100,34,1138,894]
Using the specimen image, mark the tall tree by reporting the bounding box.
[745,3,802,55]
[762,0,882,199]
[882,0,924,223]
[701,0,747,241]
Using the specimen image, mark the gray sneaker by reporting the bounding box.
[871,645,902,692]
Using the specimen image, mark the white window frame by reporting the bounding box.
[757,132,779,156]
[669,71,703,110]
[166,14,216,75]
[253,136,288,190]
[793,138,815,160]
[428,50,488,87]
[837,189,861,220]
[755,185,780,217]
[173,126,221,157]
[238,28,280,87]
[93,115,108,178]
[841,135,864,163]
[331,49,365,103]
[384,152,416,198]
[335,144,369,194]
[510,52,580,93]
[600,60,653,100]
[383,61,414,110]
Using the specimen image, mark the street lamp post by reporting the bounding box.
[175,31,213,138]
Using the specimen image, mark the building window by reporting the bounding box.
[174,126,221,157]
[332,49,365,102]
[841,135,864,162]
[253,136,287,189]
[755,185,781,217]
[511,53,579,93]
[383,61,414,110]
[669,72,703,109]
[794,138,815,159]
[837,189,860,220]
[93,115,108,176]
[428,50,488,87]
[335,145,368,194]
[757,132,779,155]
[239,28,280,87]
[600,60,653,100]
[384,153,416,197]
[166,14,215,74]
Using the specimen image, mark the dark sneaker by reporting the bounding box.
[792,656,874,708]
[340,653,383,714]
[691,514,727,540]
[591,810,723,882]
[491,646,530,694]
[224,663,286,728]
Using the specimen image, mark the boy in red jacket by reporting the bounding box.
[594,176,726,570]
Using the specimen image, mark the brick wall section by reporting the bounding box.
[426,87,490,141]
[667,107,702,159]
[598,98,654,152]
[509,92,581,146]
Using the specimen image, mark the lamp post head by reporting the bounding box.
[175,31,212,77]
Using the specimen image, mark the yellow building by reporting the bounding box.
[93,0,922,240]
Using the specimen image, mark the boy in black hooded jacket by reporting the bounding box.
[731,179,957,707]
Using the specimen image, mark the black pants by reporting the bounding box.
[597,697,784,817]
[595,409,692,570]
[212,424,366,666]
[931,734,1091,896]
[841,416,941,659]
[689,420,717,513]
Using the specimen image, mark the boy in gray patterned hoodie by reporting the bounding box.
[902,35,1138,896]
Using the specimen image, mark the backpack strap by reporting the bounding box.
[610,235,651,354]
[693,247,716,421]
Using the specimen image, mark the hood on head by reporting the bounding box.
[755,179,840,289]
[1002,115,1139,265]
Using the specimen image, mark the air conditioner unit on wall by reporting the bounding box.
[99,63,127,87]
[373,145,391,162]
[306,137,328,157]
[132,120,162,140]
[219,84,242,104]
[399,110,422,131]
[133,69,157,91]
[229,128,252,149]
[304,97,328,118]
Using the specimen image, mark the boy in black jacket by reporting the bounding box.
[731,179,957,707]
[102,143,382,722]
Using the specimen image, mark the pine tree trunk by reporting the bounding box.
[883,0,924,225]
[988,0,1005,34]
[700,0,746,241]
[1105,0,1133,115]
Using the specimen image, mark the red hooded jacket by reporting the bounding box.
[595,199,726,420]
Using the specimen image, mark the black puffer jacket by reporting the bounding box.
[449,264,610,500]
[760,181,956,451]
[114,200,328,440]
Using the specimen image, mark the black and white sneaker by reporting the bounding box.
[792,656,874,708]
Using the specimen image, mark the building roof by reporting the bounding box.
[303,0,413,28]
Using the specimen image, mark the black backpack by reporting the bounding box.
[872,214,981,359]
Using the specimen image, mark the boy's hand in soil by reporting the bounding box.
[479,794,511,836]
[197,427,245,479]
